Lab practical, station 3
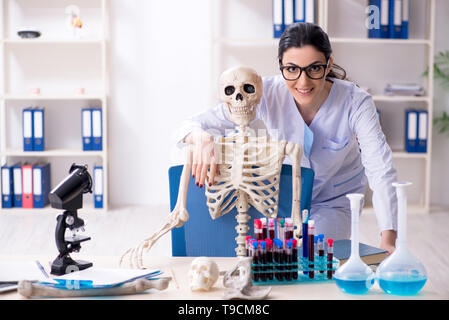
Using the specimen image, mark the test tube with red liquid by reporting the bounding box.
[327,238,334,279]
[261,218,267,239]
[254,219,263,241]
[268,218,275,239]
[308,220,315,279]
[291,238,298,279]
[285,240,293,281]
[251,241,259,282]
[318,234,325,273]
[265,239,274,280]
[260,241,267,282]
[285,218,294,240]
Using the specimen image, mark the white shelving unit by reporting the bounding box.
[0,0,109,212]
[210,0,435,213]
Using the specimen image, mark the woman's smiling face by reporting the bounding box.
[281,45,333,109]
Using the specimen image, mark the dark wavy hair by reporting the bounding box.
[278,22,347,81]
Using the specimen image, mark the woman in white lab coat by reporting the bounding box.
[178,23,398,253]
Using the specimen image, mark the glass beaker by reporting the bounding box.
[376,182,427,295]
[334,193,375,294]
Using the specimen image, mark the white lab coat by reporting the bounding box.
[175,75,398,240]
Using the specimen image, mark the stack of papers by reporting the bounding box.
[39,267,163,290]
[384,83,425,96]
[1,260,163,292]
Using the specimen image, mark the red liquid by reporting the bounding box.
[308,234,314,279]
[262,227,267,240]
[267,250,274,280]
[269,229,275,240]
[285,252,292,281]
[327,253,333,279]
[292,248,298,279]
[319,249,325,273]
[252,252,259,282]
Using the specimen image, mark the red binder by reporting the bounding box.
[22,164,34,208]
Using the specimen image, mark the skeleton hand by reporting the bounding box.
[186,130,219,187]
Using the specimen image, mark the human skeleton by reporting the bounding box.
[120,66,303,269]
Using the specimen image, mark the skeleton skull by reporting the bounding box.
[188,257,219,291]
[219,66,263,126]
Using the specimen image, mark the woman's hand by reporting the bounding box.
[380,230,397,255]
[185,130,218,188]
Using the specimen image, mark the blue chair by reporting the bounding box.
[169,164,314,257]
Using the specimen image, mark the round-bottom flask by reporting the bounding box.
[334,194,375,294]
[376,182,427,295]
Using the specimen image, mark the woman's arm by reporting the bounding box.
[349,94,398,253]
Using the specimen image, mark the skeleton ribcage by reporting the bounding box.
[205,135,286,220]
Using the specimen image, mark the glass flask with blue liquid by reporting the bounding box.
[334,193,376,294]
[376,182,427,296]
[334,193,375,295]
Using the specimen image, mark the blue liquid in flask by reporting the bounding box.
[378,274,427,296]
[335,277,375,295]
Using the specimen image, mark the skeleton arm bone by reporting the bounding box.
[120,148,193,269]
[285,142,303,238]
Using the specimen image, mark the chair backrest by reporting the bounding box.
[169,164,314,257]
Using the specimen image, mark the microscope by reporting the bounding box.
[49,164,93,276]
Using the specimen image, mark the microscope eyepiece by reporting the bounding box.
[48,163,93,211]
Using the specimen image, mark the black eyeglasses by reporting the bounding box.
[280,60,329,81]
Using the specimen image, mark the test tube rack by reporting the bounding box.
[251,248,340,285]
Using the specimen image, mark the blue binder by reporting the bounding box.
[380,0,390,38]
[293,0,305,23]
[93,165,103,208]
[32,163,51,208]
[82,108,92,151]
[405,110,418,153]
[401,0,409,39]
[33,108,45,151]
[367,0,381,38]
[417,110,428,153]
[12,163,23,207]
[23,108,34,151]
[1,165,13,208]
[389,0,402,39]
[304,0,315,23]
[91,108,103,151]
[273,0,284,38]
[284,0,294,30]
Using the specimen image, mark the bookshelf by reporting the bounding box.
[0,0,109,212]
[210,0,435,214]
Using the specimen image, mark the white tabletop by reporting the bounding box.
[0,255,443,300]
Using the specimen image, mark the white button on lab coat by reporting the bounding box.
[175,75,398,240]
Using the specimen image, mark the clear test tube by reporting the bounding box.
[279,218,285,242]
